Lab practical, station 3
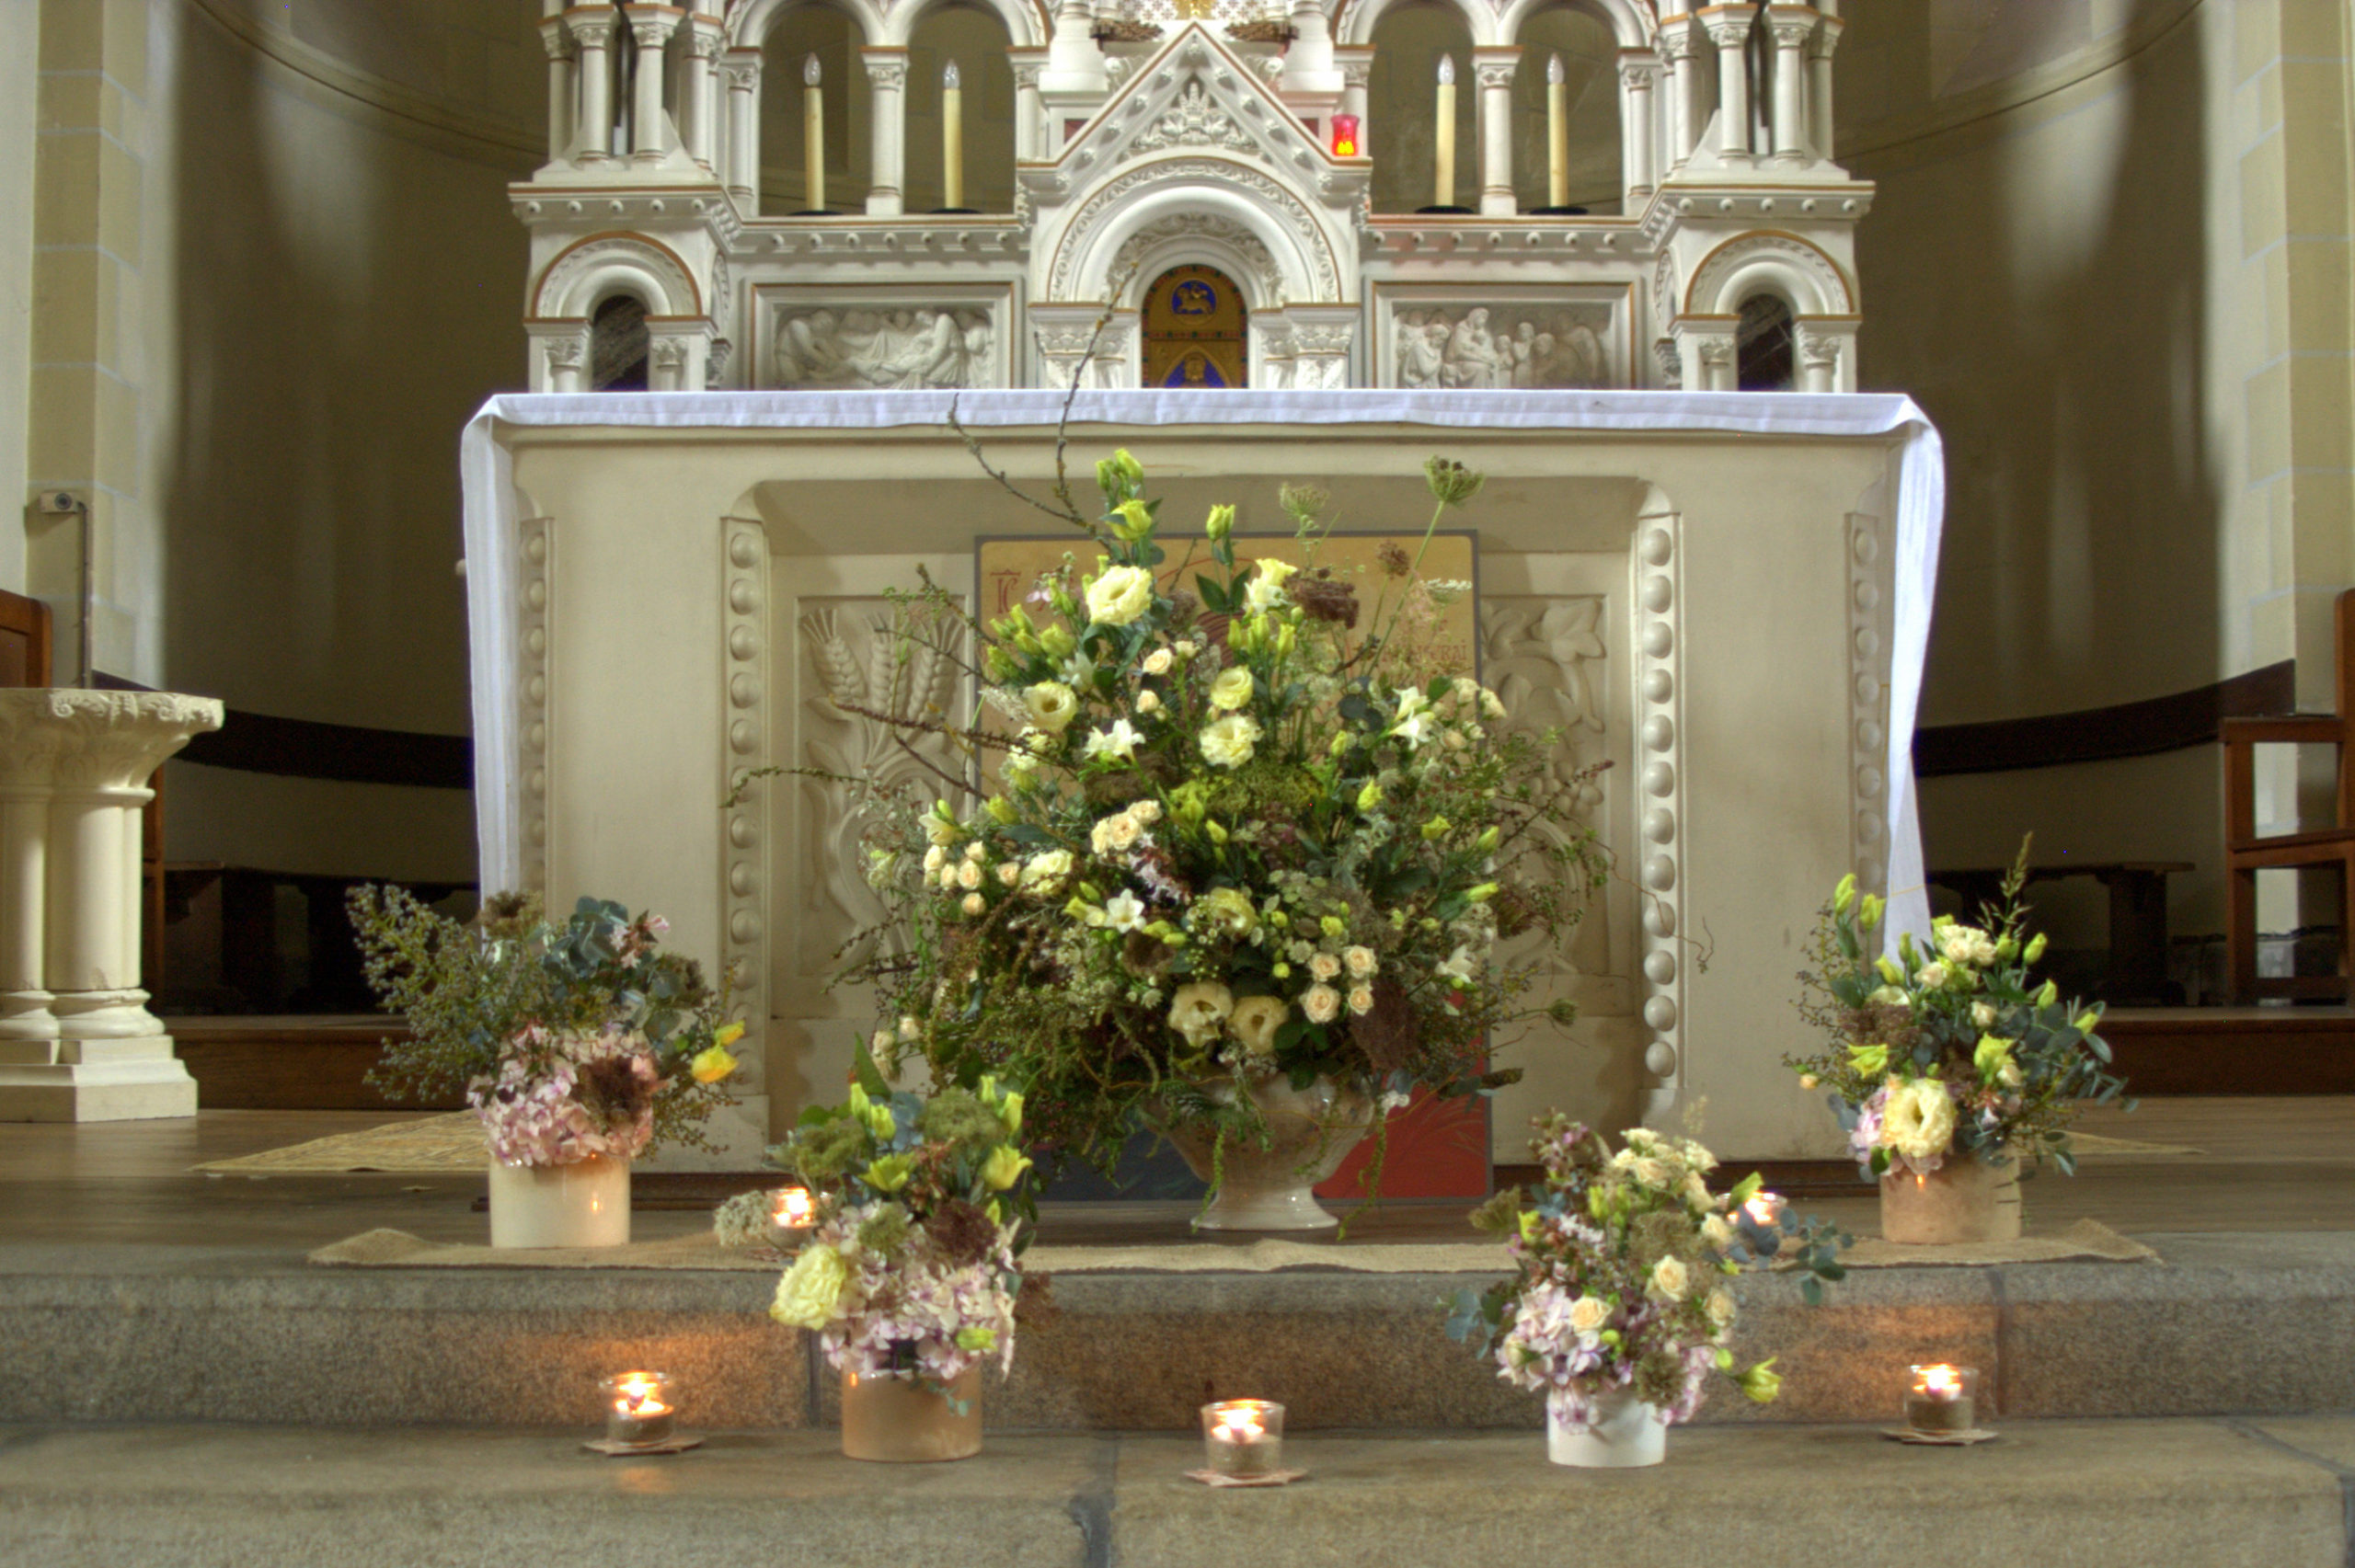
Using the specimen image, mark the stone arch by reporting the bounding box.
[729,0,894,51]
[1683,230,1855,319]
[1490,0,1653,52]
[1047,158,1343,308]
[879,0,1047,50]
[532,232,703,320]
[1337,0,1499,51]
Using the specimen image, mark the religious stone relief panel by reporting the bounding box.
[754,286,1013,392]
[1394,305,1614,390]
[1480,596,1612,981]
[791,601,966,991]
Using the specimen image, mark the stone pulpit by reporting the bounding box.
[0,689,224,1121]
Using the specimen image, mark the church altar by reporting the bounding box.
[458,388,1943,1162]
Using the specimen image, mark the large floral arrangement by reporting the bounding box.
[765,1071,1038,1388]
[841,449,1605,1184]
[1443,1118,1844,1430]
[349,888,741,1166]
[1786,852,2131,1179]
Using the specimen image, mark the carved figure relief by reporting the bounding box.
[772,307,997,389]
[1480,596,1610,976]
[1394,305,1612,390]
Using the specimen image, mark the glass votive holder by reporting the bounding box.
[767,1186,816,1249]
[1200,1400,1284,1478]
[1904,1364,1979,1434]
[603,1370,677,1445]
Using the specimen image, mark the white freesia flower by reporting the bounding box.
[1023,682,1078,733]
[1242,557,1298,612]
[1302,984,1341,1024]
[1086,565,1156,626]
[1084,718,1143,763]
[1200,713,1263,769]
[1437,944,1479,983]
[1099,890,1147,933]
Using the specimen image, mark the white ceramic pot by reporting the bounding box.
[1154,1075,1377,1230]
[1546,1390,1667,1468]
[487,1153,631,1249]
[1878,1148,2021,1245]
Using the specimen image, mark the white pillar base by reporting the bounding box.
[0,1035,197,1122]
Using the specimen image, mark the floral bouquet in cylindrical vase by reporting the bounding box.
[1786,849,2131,1245]
[839,450,1606,1229]
[1443,1117,1844,1468]
[765,1072,1040,1462]
[350,889,742,1247]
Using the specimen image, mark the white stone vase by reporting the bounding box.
[1154,1075,1377,1231]
[1878,1148,2022,1245]
[487,1153,631,1248]
[1546,1389,1668,1469]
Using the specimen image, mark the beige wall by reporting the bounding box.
[0,3,34,599]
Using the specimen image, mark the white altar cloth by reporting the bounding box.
[459,389,1945,940]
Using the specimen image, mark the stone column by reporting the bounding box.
[683,15,726,169]
[1700,5,1753,164]
[623,6,681,161]
[1619,52,1659,202]
[1765,6,1813,165]
[1031,304,1135,388]
[1338,49,1373,134]
[864,50,908,216]
[0,692,223,1122]
[1796,325,1839,393]
[1808,14,1843,162]
[721,50,762,206]
[1473,50,1518,217]
[539,16,578,165]
[1010,52,1047,162]
[568,6,619,163]
[1656,17,1697,172]
[1284,305,1359,389]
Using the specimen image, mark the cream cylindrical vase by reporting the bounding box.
[488,1153,632,1249]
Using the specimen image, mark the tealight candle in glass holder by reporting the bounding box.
[768,1186,816,1248]
[603,1370,677,1445]
[1200,1400,1284,1478]
[1904,1364,1978,1435]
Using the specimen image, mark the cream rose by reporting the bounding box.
[1017,849,1074,895]
[1199,713,1263,769]
[1879,1076,1958,1162]
[1309,953,1342,982]
[1130,799,1163,825]
[1343,945,1378,979]
[1137,690,1162,714]
[1168,981,1235,1045]
[1648,1255,1691,1299]
[1301,984,1341,1024]
[1228,995,1290,1056]
[995,862,1021,887]
[960,892,986,917]
[1701,1214,1734,1250]
[957,860,983,890]
[1142,647,1174,676]
[1085,565,1156,626]
[1347,985,1374,1015]
[1705,1288,1736,1328]
[1024,682,1079,733]
[1568,1295,1610,1336]
[1210,667,1255,712]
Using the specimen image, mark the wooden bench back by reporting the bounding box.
[0,587,51,687]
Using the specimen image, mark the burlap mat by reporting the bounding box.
[311,1218,2154,1274]
[198,1113,485,1174]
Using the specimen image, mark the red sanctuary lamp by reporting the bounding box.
[1329,114,1360,157]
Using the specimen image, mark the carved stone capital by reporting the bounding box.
[1618,58,1660,91]
[1808,15,1844,59]
[1655,23,1697,64]
[1699,10,1754,48]
[685,29,726,61]
[649,337,690,370]
[545,335,587,371]
[538,17,578,62]
[1768,17,1815,49]
[1011,60,1044,88]
[865,53,908,89]
[1694,335,1735,369]
[0,691,225,792]
[1474,61,1518,90]
[564,9,616,48]
[719,52,763,92]
[1340,59,1371,86]
[1796,328,1842,369]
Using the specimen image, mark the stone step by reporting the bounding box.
[3,1230,2351,1432]
[1,1419,2348,1567]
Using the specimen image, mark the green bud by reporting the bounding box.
[1465,882,1499,904]
[984,795,1015,824]
[1040,624,1077,659]
[1113,448,1144,486]
[1833,873,1857,915]
[1321,915,1347,939]
[1858,894,1883,930]
[1206,820,1228,845]
[1205,503,1235,542]
[1272,962,1291,979]
[1476,826,1501,854]
[1421,815,1452,842]
[1357,779,1384,812]
[2025,932,2048,964]
[2037,979,2059,1007]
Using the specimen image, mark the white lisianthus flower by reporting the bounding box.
[1085,564,1156,626]
[1480,688,1505,719]
[1347,985,1375,1015]
[956,860,984,891]
[1228,995,1289,1056]
[1242,556,1299,612]
[769,1243,850,1329]
[1648,1256,1691,1299]
[1200,713,1263,769]
[1309,953,1342,982]
[1099,890,1147,933]
[1568,1296,1610,1336]
[960,892,986,917]
[1301,984,1341,1024]
[1343,945,1378,979]
[1167,981,1235,1045]
[1142,647,1174,676]
[1084,718,1143,763]
[1017,849,1074,895]
[1130,799,1163,825]
[1879,1077,1959,1162]
[1451,675,1482,706]
[1089,811,1143,855]
[1136,690,1162,714]
[1210,667,1255,712]
[1024,682,1079,733]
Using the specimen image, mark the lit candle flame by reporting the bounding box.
[773,1187,814,1226]
[1918,1365,1962,1398]
[1212,1402,1268,1441]
[614,1373,671,1417]
[1741,1191,1783,1226]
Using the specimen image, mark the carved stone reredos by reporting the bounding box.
[1030,24,1361,309]
[0,691,226,790]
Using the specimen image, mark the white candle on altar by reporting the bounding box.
[803,54,825,212]
[942,59,965,210]
[1546,52,1568,209]
[1433,54,1456,208]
